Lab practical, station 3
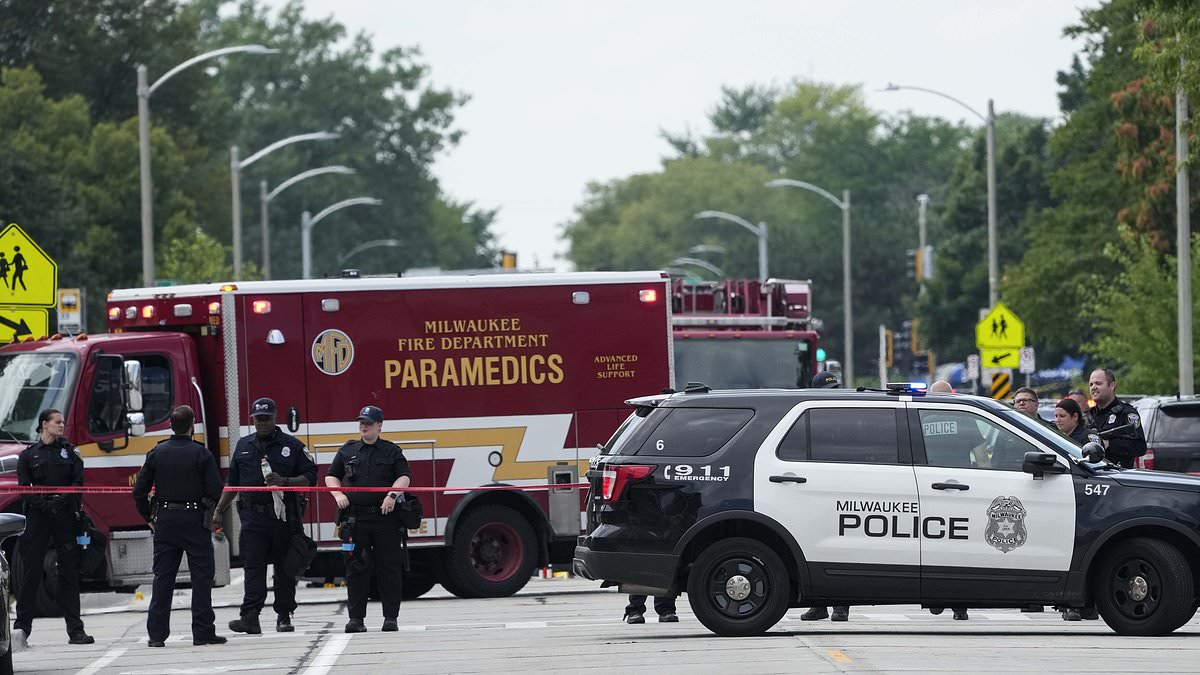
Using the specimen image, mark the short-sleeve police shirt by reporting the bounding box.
[327,438,411,508]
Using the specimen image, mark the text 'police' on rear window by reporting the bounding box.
[639,408,754,457]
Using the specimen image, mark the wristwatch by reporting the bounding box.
[387,492,400,500]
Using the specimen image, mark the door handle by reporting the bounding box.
[769,475,807,484]
[932,482,969,491]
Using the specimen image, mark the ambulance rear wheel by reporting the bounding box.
[687,537,789,637]
[443,505,536,598]
[1095,537,1195,635]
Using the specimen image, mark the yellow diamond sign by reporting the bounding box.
[0,223,57,307]
[975,302,1025,351]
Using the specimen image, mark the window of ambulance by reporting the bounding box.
[0,353,79,442]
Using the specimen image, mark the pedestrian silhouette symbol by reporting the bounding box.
[0,252,8,290]
[999,316,1008,339]
[11,245,27,293]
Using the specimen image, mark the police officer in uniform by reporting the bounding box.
[324,405,411,633]
[1087,368,1147,469]
[13,408,94,646]
[132,406,226,648]
[214,398,316,635]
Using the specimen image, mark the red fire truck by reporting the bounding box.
[671,278,820,390]
[0,271,672,605]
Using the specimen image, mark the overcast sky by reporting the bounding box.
[268,0,1103,271]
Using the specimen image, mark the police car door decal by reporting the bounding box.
[912,404,1075,573]
[753,401,921,568]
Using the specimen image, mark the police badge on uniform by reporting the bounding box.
[984,495,1028,553]
[282,447,290,458]
[60,448,68,459]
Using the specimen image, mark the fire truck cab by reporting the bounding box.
[0,272,672,605]
[671,278,820,390]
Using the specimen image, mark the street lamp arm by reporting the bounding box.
[881,83,987,123]
[311,197,383,226]
[765,179,846,210]
[267,165,356,201]
[669,257,724,277]
[693,210,762,235]
[240,131,340,169]
[339,239,403,265]
[148,45,278,96]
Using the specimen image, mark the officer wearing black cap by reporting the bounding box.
[798,372,853,623]
[131,405,225,647]
[324,405,412,633]
[214,398,316,635]
[13,408,93,647]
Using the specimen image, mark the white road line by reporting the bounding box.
[979,612,1032,621]
[860,613,913,622]
[302,633,352,675]
[503,621,548,629]
[76,645,129,675]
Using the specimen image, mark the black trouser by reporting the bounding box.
[238,506,297,618]
[625,594,676,617]
[15,507,83,635]
[147,509,216,642]
[346,517,403,621]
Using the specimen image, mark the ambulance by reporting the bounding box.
[0,271,672,606]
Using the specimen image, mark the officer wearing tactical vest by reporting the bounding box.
[132,405,226,647]
[1087,368,1147,469]
[325,405,411,633]
[13,408,94,647]
[214,398,316,635]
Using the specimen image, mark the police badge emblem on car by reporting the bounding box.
[985,495,1028,553]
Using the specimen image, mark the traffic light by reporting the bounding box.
[905,248,923,281]
[894,320,913,354]
[816,347,827,363]
[500,250,517,269]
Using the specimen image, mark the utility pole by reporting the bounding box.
[1177,81,1194,396]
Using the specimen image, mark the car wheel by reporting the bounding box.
[442,505,536,598]
[1094,537,1195,635]
[686,537,789,636]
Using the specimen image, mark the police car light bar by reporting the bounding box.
[886,382,928,395]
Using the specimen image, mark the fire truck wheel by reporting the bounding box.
[9,540,62,619]
[443,505,536,598]
[401,573,437,599]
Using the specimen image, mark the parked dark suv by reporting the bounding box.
[576,384,1200,637]
[1133,396,1200,472]
[0,512,26,674]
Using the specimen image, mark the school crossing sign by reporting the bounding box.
[0,223,57,307]
[975,302,1025,370]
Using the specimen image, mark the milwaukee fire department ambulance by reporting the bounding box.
[577,384,1200,637]
[0,271,671,605]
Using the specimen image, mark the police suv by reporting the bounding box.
[574,384,1200,637]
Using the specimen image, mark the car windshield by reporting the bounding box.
[0,353,80,442]
[674,338,813,390]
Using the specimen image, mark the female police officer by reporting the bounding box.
[324,405,411,633]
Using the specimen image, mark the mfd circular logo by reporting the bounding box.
[311,329,354,375]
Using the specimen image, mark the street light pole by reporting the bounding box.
[260,165,356,280]
[692,210,768,281]
[883,84,998,306]
[231,131,340,280]
[302,197,383,279]
[1177,83,1194,396]
[765,179,853,386]
[136,45,277,286]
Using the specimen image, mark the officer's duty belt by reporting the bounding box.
[237,500,279,515]
[158,501,203,510]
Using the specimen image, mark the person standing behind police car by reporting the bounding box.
[1054,398,1091,445]
[214,398,315,635]
[798,372,852,623]
[132,405,226,648]
[1087,368,1147,469]
[325,405,412,633]
[13,409,94,647]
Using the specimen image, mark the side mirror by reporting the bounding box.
[0,512,25,544]
[1023,451,1067,478]
[124,360,143,412]
[128,411,146,437]
[287,406,300,433]
[1081,441,1106,464]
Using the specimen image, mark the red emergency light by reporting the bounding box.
[639,289,657,303]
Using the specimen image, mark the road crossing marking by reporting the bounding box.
[303,633,352,675]
[76,645,128,675]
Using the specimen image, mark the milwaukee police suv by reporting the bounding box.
[574,383,1200,637]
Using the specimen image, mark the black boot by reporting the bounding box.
[229,613,262,635]
[800,607,829,621]
[276,614,294,633]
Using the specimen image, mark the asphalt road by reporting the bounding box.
[13,575,1200,674]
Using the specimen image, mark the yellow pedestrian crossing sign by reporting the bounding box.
[0,223,57,307]
[975,302,1025,350]
[981,348,1020,369]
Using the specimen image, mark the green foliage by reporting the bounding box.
[1085,231,1199,392]
[160,219,261,283]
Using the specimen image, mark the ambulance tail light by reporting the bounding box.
[639,289,658,303]
[1135,449,1155,470]
[107,307,121,322]
[141,305,156,319]
[601,464,653,502]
